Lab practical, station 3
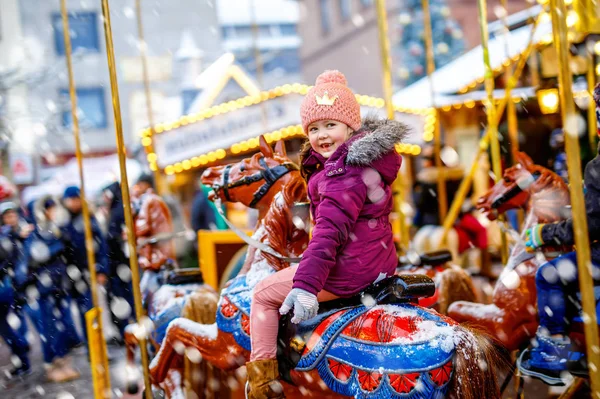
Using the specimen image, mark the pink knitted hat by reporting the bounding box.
[300,70,362,133]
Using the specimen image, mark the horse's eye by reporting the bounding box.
[239,164,246,172]
[504,177,511,183]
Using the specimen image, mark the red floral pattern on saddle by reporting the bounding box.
[357,369,382,392]
[430,360,453,386]
[342,308,424,343]
[389,372,420,394]
[220,297,239,318]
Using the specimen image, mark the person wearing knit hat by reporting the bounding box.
[518,82,600,384]
[245,70,408,398]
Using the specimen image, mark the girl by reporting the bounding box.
[246,70,407,398]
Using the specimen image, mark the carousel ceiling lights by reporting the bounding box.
[537,88,560,114]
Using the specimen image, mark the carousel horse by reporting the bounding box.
[149,136,507,399]
[448,152,573,351]
[122,242,220,395]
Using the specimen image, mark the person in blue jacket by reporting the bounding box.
[102,181,135,342]
[0,202,32,377]
[60,186,109,344]
[16,196,80,382]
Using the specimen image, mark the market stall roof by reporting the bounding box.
[21,154,142,205]
[392,6,551,109]
[140,85,432,175]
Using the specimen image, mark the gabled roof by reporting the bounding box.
[186,53,262,112]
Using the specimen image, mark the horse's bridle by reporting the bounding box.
[214,157,299,208]
[491,171,540,209]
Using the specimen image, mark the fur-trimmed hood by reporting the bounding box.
[346,116,409,166]
[302,116,408,186]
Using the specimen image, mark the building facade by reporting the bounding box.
[12,0,222,172]
[299,0,528,97]
[216,0,301,91]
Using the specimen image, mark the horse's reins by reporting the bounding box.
[212,157,303,263]
[216,158,298,208]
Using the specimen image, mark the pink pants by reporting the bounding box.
[249,265,338,361]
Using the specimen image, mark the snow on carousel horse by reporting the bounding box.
[149,136,508,399]
[448,152,572,351]
[122,203,220,395]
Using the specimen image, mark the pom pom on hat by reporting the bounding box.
[315,70,348,86]
[300,70,361,133]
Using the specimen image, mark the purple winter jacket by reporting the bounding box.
[292,117,408,297]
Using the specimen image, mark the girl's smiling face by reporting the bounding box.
[307,119,353,158]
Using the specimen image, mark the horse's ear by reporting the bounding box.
[274,140,287,157]
[259,135,274,158]
[515,152,535,171]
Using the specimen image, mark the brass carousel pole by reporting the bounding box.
[550,0,600,394]
[100,1,152,397]
[587,47,597,152]
[60,2,111,396]
[375,0,409,251]
[501,0,520,163]
[422,0,448,221]
[477,0,508,264]
[135,0,166,195]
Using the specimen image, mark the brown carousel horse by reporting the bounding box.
[448,152,572,351]
[149,136,507,399]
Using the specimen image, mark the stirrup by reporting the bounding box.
[245,381,250,399]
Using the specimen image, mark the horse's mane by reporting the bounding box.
[505,163,570,223]
[260,172,309,271]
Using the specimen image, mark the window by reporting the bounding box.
[340,0,351,21]
[60,88,107,129]
[360,0,373,7]
[320,0,331,35]
[279,24,297,36]
[181,89,201,114]
[52,12,100,55]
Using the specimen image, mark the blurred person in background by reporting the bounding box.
[16,196,80,382]
[60,186,109,345]
[0,202,32,378]
[102,182,135,343]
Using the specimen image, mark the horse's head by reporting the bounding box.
[477,152,567,221]
[201,136,298,210]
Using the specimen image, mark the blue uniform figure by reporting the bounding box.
[16,196,81,381]
[0,202,31,377]
[60,186,109,344]
[103,182,135,341]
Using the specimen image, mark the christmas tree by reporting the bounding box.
[392,0,466,87]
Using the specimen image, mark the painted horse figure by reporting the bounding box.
[448,152,573,351]
[122,208,219,395]
[150,136,507,398]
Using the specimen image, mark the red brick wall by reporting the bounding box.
[447,0,532,49]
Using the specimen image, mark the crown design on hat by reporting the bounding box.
[315,91,338,106]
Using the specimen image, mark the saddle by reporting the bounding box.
[276,274,436,383]
[165,268,204,285]
[397,250,453,271]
